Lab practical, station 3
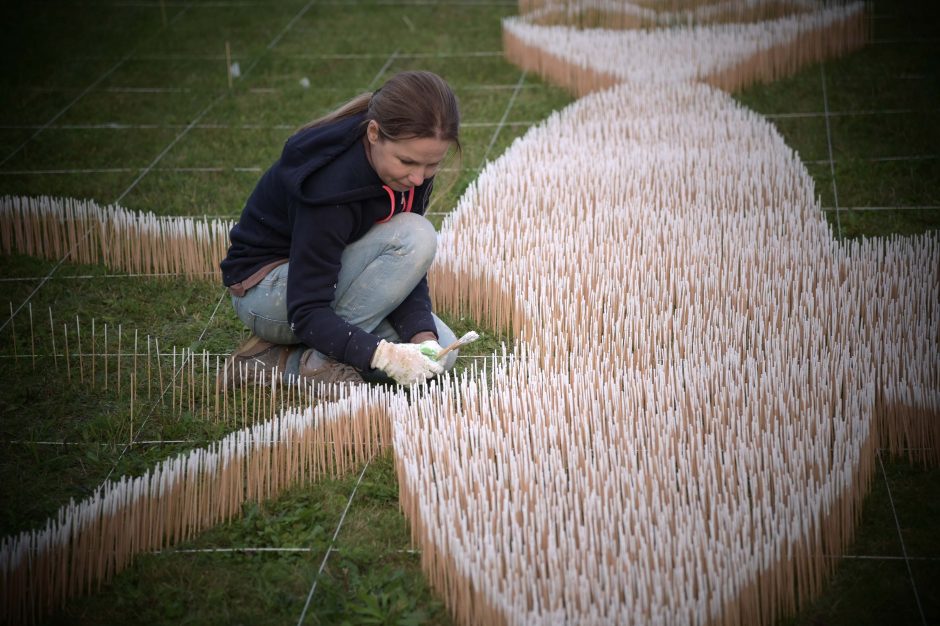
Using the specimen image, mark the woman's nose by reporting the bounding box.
[407,171,424,186]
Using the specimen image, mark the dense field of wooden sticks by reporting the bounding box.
[2,0,938,624]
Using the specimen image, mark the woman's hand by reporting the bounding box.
[410,331,442,360]
[371,340,443,385]
[417,340,443,360]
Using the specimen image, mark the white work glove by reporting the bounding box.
[371,340,444,385]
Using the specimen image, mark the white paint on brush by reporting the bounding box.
[456,330,479,345]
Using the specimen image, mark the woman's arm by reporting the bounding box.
[385,276,438,343]
[286,205,382,371]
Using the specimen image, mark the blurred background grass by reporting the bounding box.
[0,0,937,623]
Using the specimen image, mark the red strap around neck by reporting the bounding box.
[377,186,415,223]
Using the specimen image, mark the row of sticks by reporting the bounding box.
[504,2,869,96]
[2,301,403,625]
[3,306,273,428]
[1,387,395,625]
[517,0,829,29]
[0,196,232,282]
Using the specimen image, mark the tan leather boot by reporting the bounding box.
[219,335,298,387]
[298,349,364,386]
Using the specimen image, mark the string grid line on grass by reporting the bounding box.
[876,450,927,625]
[0,2,194,167]
[0,58,131,169]
[0,0,340,341]
[820,64,843,239]
[296,452,376,626]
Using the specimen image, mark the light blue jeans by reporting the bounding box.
[231,212,458,376]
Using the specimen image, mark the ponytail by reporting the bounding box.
[297,71,460,154]
[297,92,372,132]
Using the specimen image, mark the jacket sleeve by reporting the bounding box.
[286,203,381,371]
[385,179,439,341]
[386,276,437,342]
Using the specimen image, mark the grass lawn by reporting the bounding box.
[1,0,937,623]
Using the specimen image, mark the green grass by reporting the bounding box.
[735,1,940,242]
[778,460,940,626]
[0,0,937,623]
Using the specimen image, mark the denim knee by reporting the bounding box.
[394,213,437,270]
[232,295,299,344]
[230,264,299,345]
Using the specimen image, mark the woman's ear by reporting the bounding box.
[366,120,380,144]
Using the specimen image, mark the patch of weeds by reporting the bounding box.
[52,550,318,625]
[440,311,513,359]
[326,568,448,626]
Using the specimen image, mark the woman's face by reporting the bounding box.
[366,120,452,192]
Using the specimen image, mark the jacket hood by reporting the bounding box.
[281,113,385,205]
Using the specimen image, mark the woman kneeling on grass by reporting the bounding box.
[219,70,461,388]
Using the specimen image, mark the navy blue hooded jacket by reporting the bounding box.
[220,113,437,371]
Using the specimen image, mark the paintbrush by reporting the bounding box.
[423,330,480,360]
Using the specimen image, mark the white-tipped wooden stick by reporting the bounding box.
[27,302,34,369]
[225,42,233,90]
[9,302,17,359]
[117,324,122,395]
[75,315,83,382]
[48,307,57,369]
[104,323,108,390]
[91,318,96,385]
[63,323,71,382]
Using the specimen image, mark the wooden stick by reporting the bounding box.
[222,356,228,424]
[28,302,34,369]
[171,346,177,412]
[214,355,220,421]
[117,324,122,395]
[189,349,195,417]
[103,323,108,390]
[155,337,164,404]
[48,307,57,369]
[147,335,152,400]
[225,42,233,90]
[251,365,259,426]
[205,351,211,421]
[91,318,96,386]
[9,302,17,359]
[76,316,83,382]
[63,323,71,382]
